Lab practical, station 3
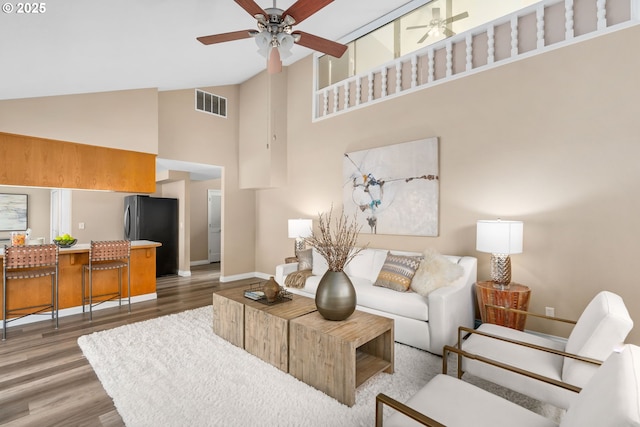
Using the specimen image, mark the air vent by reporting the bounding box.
[195,89,227,118]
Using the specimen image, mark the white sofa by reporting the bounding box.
[275,248,477,354]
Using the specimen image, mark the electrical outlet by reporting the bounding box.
[545,306,555,317]
[78,222,85,230]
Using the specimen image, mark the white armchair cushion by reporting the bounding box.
[384,374,557,427]
[562,291,633,387]
[461,323,575,408]
[560,345,640,427]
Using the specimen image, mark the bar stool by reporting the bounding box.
[2,244,59,340]
[82,240,131,321]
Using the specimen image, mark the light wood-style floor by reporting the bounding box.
[0,263,253,427]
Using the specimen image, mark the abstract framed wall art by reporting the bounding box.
[0,193,28,231]
[343,138,439,236]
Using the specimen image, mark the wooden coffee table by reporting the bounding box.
[212,286,317,372]
[288,310,394,407]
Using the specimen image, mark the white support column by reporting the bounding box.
[487,26,495,64]
[465,34,473,72]
[597,0,607,30]
[511,16,519,57]
[565,0,575,40]
[632,0,640,20]
[536,5,545,49]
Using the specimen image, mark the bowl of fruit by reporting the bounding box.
[54,233,77,248]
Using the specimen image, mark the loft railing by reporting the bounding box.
[312,0,640,120]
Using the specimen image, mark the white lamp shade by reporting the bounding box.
[288,219,312,239]
[476,220,523,254]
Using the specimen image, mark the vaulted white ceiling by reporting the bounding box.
[0,0,416,101]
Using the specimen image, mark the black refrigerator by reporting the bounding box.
[124,195,178,277]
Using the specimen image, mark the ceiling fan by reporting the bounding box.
[406,6,469,44]
[197,0,348,74]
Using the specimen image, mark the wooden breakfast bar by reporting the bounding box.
[1,240,160,323]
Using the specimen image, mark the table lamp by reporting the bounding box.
[476,219,523,289]
[288,219,312,255]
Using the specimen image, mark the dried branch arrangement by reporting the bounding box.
[305,205,367,272]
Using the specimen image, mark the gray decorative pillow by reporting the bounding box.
[411,248,464,297]
[297,249,313,271]
[374,254,422,292]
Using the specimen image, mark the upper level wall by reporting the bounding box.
[0,88,158,154]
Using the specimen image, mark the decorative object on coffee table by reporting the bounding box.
[263,276,281,302]
[305,206,366,321]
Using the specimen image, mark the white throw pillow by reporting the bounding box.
[311,248,329,276]
[410,248,464,297]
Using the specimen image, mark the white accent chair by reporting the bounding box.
[456,290,633,409]
[376,344,640,427]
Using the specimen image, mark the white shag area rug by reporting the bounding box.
[78,306,563,427]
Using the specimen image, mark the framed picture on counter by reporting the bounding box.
[0,193,28,231]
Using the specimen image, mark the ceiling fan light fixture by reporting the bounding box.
[276,32,294,59]
[254,31,272,57]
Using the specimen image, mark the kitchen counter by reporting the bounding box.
[1,240,161,323]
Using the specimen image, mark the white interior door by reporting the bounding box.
[208,189,221,263]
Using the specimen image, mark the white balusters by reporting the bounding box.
[511,16,519,57]
[466,34,473,72]
[343,81,349,111]
[411,55,418,88]
[565,0,575,40]
[446,41,453,77]
[597,0,607,30]
[396,62,402,93]
[323,89,329,117]
[381,67,388,98]
[333,86,338,114]
[355,77,362,106]
[536,5,545,49]
[427,49,435,83]
[487,25,495,64]
[368,71,374,102]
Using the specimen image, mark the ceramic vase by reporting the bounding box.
[263,276,280,302]
[315,270,356,321]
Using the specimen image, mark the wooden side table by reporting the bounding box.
[476,281,531,331]
[284,256,298,264]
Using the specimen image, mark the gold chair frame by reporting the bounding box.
[2,244,59,340]
[443,304,602,393]
[82,240,131,321]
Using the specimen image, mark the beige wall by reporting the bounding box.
[158,87,256,278]
[0,89,158,154]
[255,25,640,344]
[0,186,51,243]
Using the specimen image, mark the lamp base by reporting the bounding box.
[490,253,512,289]
[294,238,305,255]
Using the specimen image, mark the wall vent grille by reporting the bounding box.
[195,89,227,118]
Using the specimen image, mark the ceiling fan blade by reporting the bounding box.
[197,30,254,45]
[442,27,455,37]
[234,0,267,18]
[282,0,333,24]
[442,11,469,25]
[406,24,430,30]
[292,31,347,58]
[418,31,431,44]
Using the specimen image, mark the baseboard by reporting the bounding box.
[178,269,192,277]
[220,271,270,283]
[0,293,158,329]
[190,260,210,266]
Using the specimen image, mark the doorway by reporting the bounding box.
[207,189,221,263]
[50,189,71,241]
